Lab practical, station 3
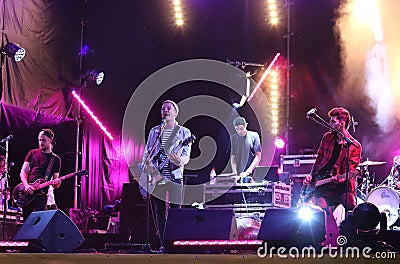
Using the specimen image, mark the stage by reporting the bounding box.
[0,253,397,264]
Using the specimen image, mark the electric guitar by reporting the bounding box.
[12,170,88,207]
[300,171,357,200]
[139,135,195,197]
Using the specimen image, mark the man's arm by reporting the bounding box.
[242,151,261,176]
[240,132,262,176]
[169,128,191,167]
[52,172,61,188]
[231,155,237,175]
[20,161,34,194]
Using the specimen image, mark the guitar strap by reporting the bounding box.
[44,154,56,182]
[332,144,348,174]
[163,124,181,152]
[162,124,181,174]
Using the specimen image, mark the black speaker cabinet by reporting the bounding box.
[164,208,237,241]
[119,182,159,247]
[13,210,85,252]
[257,207,326,247]
[0,222,22,241]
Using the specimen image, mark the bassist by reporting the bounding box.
[19,129,61,220]
[303,107,362,212]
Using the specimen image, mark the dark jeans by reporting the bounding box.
[315,191,356,211]
[152,178,183,241]
[22,194,47,220]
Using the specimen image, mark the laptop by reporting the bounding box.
[252,165,279,183]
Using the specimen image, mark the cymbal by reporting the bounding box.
[358,160,386,166]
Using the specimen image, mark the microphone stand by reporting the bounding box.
[141,120,166,252]
[1,141,9,240]
[307,112,359,218]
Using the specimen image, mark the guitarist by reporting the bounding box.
[303,107,362,213]
[141,100,192,247]
[19,129,61,220]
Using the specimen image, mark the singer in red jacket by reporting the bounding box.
[304,107,362,211]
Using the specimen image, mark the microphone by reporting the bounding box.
[351,116,358,133]
[0,135,13,143]
[160,118,167,128]
[306,108,317,118]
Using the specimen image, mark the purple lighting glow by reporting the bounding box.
[72,90,114,141]
[274,137,285,149]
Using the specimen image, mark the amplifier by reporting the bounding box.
[280,154,317,178]
[204,183,273,206]
[272,182,291,208]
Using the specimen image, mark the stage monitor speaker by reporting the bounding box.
[0,222,22,241]
[13,209,85,252]
[119,182,159,247]
[164,208,237,241]
[257,207,326,247]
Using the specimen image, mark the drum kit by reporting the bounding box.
[357,156,400,227]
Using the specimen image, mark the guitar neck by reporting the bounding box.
[37,172,77,189]
[156,143,183,170]
[315,177,335,187]
[315,171,356,187]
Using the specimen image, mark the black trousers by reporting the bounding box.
[151,178,183,241]
[22,195,47,221]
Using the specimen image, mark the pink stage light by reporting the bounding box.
[247,52,280,102]
[72,90,114,141]
[274,137,285,149]
[0,241,29,247]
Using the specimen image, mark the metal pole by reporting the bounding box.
[73,0,88,209]
[285,0,292,155]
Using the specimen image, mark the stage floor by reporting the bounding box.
[0,253,398,264]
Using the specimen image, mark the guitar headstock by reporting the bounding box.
[182,134,196,146]
[77,170,89,177]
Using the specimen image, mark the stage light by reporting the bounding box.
[72,90,114,141]
[258,207,326,247]
[267,0,280,25]
[352,202,381,232]
[298,206,314,221]
[86,69,105,85]
[172,0,184,26]
[2,42,25,62]
[274,137,285,149]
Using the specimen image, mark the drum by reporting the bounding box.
[366,186,400,226]
[236,216,261,240]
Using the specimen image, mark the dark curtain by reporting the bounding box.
[0,0,81,116]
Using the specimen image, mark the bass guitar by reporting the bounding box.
[139,134,195,197]
[300,171,357,201]
[13,170,88,207]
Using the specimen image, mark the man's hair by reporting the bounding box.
[162,100,179,114]
[40,128,55,139]
[328,107,351,129]
[233,116,247,127]
[0,155,5,163]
